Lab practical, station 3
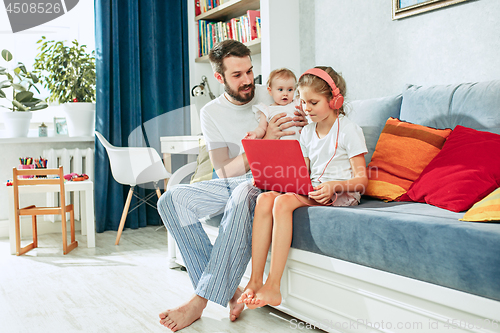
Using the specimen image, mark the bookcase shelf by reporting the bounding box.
[195,37,261,63]
[195,0,260,22]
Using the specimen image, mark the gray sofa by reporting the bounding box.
[167,80,500,333]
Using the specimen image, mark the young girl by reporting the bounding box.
[245,68,302,140]
[238,66,368,309]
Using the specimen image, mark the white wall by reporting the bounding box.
[302,0,500,101]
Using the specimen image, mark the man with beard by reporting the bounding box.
[157,39,306,332]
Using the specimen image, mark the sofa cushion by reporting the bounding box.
[292,198,500,301]
[346,94,402,164]
[365,117,452,201]
[400,80,500,133]
[190,138,218,184]
[400,125,500,212]
[461,187,500,222]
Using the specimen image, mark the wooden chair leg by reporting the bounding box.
[15,214,36,256]
[70,208,76,243]
[32,215,38,248]
[61,210,68,254]
[62,209,78,255]
[156,187,162,199]
[115,186,135,245]
[15,212,21,256]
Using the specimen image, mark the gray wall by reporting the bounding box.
[300,0,500,101]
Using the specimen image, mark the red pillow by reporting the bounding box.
[399,125,500,212]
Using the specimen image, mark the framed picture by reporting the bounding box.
[392,0,472,20]
[54,117,68,136]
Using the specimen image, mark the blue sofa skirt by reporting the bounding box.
[291,198,500,302]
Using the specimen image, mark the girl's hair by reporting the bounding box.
[297,66,346,115]
[266,68,297,88]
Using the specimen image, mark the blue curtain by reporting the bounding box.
[94,0,190,232]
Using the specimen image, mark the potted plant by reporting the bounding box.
[0,49,48,137]
[33,36,96,137]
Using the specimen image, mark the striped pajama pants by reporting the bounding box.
[157,173,261,307]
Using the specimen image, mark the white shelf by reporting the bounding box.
[195,0,260,22]
[0,135,94,144]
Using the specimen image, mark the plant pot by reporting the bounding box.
[1,111,33,137]
[64,102,95,137]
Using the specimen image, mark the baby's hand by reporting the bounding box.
[244,131,258,140]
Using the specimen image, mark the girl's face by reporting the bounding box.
[298,86,336,123]
[267,76,296,106]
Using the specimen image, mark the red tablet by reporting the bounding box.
[242,139,314,195]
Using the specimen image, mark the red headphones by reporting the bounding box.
[300,68,344,110]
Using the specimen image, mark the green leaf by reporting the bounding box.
[16,91,34,102]
[0,80,11,89]
[0,89,5,98]
[30,73,39,83]
[12,83,26,91]
[12,100,28,111]
[29,102,48,111]
[1,49,13,62]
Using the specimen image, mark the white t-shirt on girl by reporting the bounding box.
[299,115,367,185]
[252,102,301,140]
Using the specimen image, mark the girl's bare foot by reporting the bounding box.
[159,294,207,331]
[253,283,282,308]
[229,287,245,321]
[237,281,263,310]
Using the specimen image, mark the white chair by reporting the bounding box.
[95,131,171,245]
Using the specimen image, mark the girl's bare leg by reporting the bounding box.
[237,191,281,309]
[251,193,317,307]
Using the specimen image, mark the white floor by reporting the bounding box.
[0,226,323,333]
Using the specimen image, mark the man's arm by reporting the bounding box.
[209,147,249,178]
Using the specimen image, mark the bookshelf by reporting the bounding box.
[187,0,301,135]
[195,0,261,63]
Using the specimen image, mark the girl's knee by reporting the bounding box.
[257,191,275,204]
[273,193,298,213]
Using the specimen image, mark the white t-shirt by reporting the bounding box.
[252,102,301,140]
[200,85,274,159]
[299,116,367,184]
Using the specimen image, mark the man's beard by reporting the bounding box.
[224,79,255,104]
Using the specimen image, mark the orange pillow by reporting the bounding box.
[365,118,452,201]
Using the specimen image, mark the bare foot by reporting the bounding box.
[237,281,263,304]
[238,281,263,310]
[229,287,245,321]
[159,294,207,331]
[253,283,282,308]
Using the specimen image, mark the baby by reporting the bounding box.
[245,68,301,140]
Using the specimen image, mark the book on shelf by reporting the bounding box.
[196,0,227,16]
[246,10,260,41]
[195,0,201,16]
[197,10,261,58]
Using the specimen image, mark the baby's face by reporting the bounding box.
[268,77,296,106]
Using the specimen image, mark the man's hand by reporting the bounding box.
[262,113,294,140]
